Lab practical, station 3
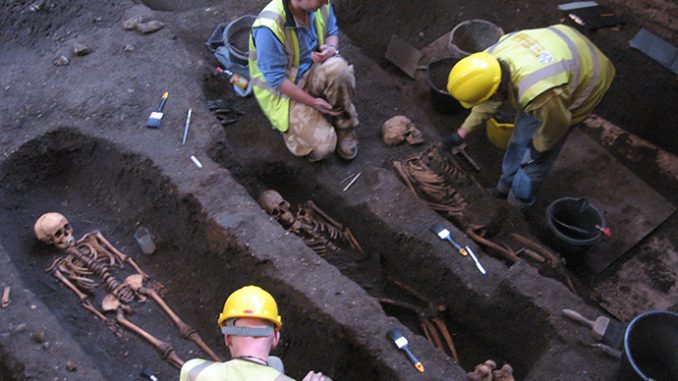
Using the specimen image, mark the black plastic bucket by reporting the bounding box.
[448,19,505,57]
[545,197,605,260]
[617,310,678,381]
[207,15,255,66]
[427,57,464,114]
[224,15,255,66]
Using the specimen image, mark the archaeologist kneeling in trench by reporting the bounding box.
[180,285,330,381]
[249,0,359,162]
[442,24,615,210]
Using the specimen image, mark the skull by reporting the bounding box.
[258,190,295,227]
[34,212,75,250]
[382,115,424,146]
[492,364,515,381]
[467,359,496,381]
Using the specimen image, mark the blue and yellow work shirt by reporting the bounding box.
[251,2,338,90]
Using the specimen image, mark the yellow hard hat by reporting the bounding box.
[447,52,501,108]
[217,285,282,330]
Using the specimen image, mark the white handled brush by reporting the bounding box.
[146,91,169,128]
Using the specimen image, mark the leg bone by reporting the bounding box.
[114,307,184,369]
[432,317,459,363]
[125,275,222,362]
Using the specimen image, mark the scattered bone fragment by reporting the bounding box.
[31,330,45,343]
[29,0,49,12]
[467,360,516,381]
[72,43,92,56]
[1,286,9,308]
[136,21,165,34]
[493,364,515,381]
[66,360,77,372]
[122,15,144,30]
[467,359,495,381]
[53,55,69,66]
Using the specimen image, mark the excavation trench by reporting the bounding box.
[0,0,632,378]
[209,142,556,379]
[0,129,436,380]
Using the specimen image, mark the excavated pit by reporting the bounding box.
[209,148,553,379]
[1,0,661,379]
[0,129,398,380]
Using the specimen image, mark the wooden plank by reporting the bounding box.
[592,234,678,321]
[534,130,676,274]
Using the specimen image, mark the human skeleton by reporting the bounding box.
[394,147,520,263]
[258,190,364,257]
[33,212,222,368]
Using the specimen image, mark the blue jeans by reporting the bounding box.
[496,111,567,209]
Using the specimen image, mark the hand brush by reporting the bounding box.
[562,309,625,348]
[386,327,425,373]
[146,91,169,128]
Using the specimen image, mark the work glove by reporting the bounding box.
[441,131,464,151]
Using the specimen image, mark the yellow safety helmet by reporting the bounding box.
[217,285,282,331]
[447,52,501,108]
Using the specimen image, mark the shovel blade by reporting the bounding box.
[385,34,423,78]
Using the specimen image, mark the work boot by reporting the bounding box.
[336,129,358,160]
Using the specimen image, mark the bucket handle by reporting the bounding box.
[551,216,597,236]
[551,198,610,238]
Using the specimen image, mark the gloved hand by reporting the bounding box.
[441,131,464,151]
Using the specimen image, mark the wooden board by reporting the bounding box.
[534,130,676,274]
[593,238,678,321]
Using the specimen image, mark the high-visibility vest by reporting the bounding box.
[248,0,332,132]
[180,358,295,381]
[487,24,615,117]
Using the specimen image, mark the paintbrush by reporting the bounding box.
[146,91,169,128]
[386,327,425,373]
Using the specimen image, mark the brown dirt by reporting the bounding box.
[0,0,676,380]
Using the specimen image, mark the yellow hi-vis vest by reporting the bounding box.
[248,0,331,133]
[180,358,295,381]
[486,24,615,120]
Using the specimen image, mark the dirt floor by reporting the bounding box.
[1,0,677,380]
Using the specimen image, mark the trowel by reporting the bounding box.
[430,223,486,275]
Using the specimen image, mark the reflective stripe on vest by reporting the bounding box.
[182,359,295,381]
[184,359,214,381]
[248,0,330,132]
[486,24,609,112]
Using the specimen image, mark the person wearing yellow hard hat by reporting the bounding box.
[443,24,615,209]
[180,285,330,381]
